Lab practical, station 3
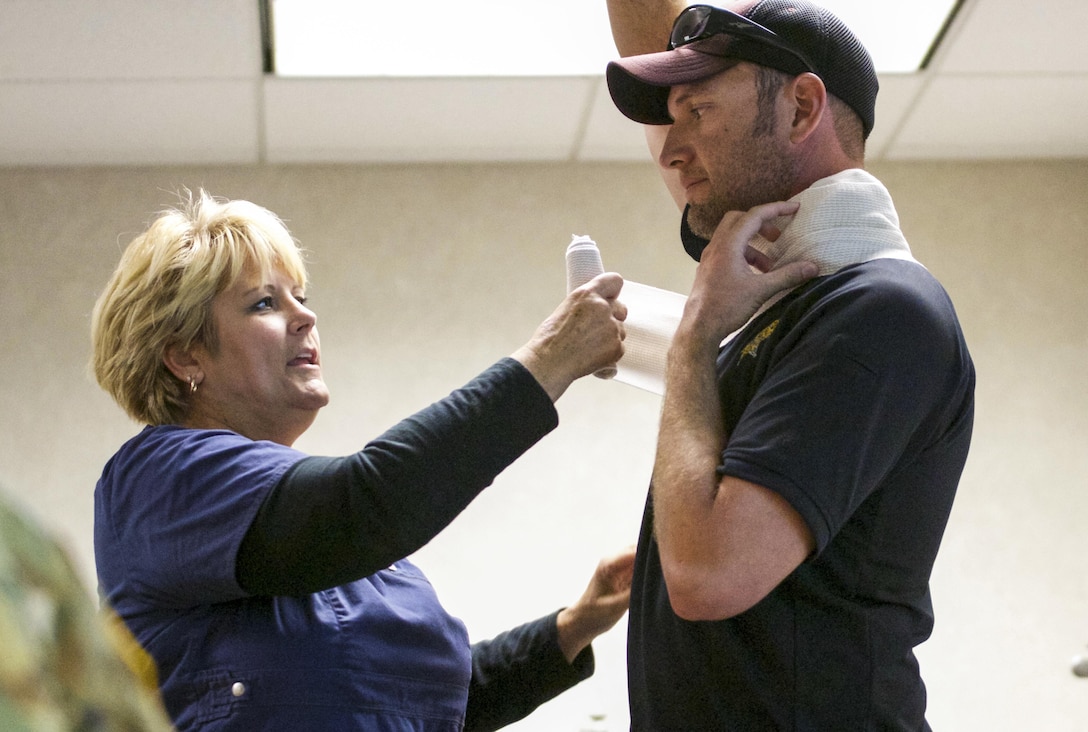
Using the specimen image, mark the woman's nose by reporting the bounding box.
[291,299,316,331]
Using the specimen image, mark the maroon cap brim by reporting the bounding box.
[606,46,736,125]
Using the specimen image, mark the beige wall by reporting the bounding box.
[1,160,1086,730]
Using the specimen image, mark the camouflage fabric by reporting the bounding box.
[0,491,172,731]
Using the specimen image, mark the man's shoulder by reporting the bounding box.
[805,258,955,319]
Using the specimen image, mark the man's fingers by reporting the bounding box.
[744,245,775,273]
[712,201,800,264]
[769,261,819,292]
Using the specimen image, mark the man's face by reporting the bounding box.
[660,63,796,239]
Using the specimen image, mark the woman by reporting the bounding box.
[91,191,631,731]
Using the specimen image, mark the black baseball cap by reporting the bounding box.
[606,1,879,138]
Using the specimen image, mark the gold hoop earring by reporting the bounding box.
[189,375,198,395]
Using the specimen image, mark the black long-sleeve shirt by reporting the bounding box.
[235,357,591,729]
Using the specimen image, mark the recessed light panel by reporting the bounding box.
[268,0,960,77]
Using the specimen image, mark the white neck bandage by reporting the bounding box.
[567,169,920,395]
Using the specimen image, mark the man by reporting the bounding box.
[604,1,975,728]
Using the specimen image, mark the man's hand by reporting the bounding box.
[680,200,818,346]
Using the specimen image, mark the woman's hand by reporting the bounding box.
[556,546,637,664]
[512,273,627,402]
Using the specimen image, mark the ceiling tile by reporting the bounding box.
[0,0,260,80]
[264,77,597,163]
[884,75,1088,159]
[0,80,260,165]
[934,0,1088,73]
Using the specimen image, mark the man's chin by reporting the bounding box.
[686,205,722,240]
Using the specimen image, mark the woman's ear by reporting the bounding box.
[788,72,827,144]
[163,342,200,384]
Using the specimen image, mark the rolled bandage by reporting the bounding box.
[565,235,687,394]
[566,235,617,379]
[566,234,606,293]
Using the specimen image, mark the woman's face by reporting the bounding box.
[187,264,330,445]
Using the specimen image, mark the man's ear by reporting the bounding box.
[788,72,827,144]
[163,342,200,383]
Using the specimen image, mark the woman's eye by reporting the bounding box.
[252,296,274,311]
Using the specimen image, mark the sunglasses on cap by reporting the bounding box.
[669,4,817,73]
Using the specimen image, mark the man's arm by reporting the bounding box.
[652,203,818,621]
[606,0,686,56]
[605,0,688,211]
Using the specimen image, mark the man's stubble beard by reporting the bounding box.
[685,120,796,240]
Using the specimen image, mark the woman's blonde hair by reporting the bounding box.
[91,190,308,425]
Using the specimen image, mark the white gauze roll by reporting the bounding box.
[566,235,605,293]
[565,235,686,395]
[566,235,617,379]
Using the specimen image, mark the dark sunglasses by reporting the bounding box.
[669,4,816,73]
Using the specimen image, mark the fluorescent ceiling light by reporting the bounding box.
[268,0,960,78]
